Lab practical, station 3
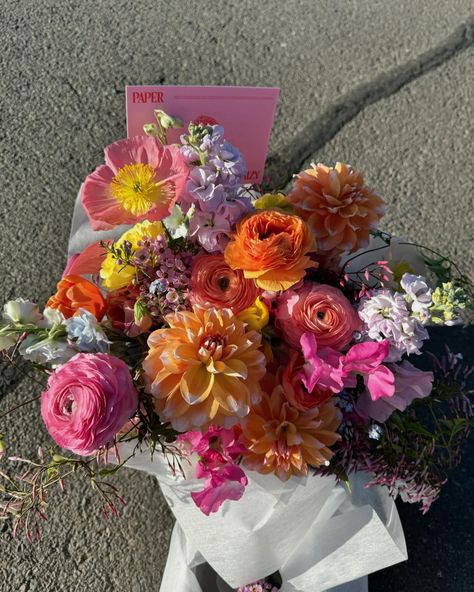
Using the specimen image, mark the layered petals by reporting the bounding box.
[288,162,386,259]
[242,373,342,480]
[47,275,106,320]
[190,253,261,314]
[276,282,360,351]
[224,210,316,291]
[143,306,266,430]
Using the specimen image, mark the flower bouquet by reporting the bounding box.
[0,106,473,592]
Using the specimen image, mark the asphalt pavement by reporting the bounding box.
[0,1,473,590]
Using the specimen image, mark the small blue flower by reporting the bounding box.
[368,424,384,441]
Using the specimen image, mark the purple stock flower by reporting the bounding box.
[358,289,429,361]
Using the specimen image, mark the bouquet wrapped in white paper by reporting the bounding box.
[1,103,472,592]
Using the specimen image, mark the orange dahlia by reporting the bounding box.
[224,210,316,292]
[242,373,341,480]
[288,162,386,257]
[142,306,266,431]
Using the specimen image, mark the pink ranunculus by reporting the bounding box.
[356,360,433,422]
[82,136,188,231]
[276,282,361,351]
[41,353,138,455]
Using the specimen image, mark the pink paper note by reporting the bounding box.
[126,85,280,184]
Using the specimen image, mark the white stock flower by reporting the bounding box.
[400,273,432,319]
[39,307,66,329]
[65,309,111,353]
[163,204,189,239]
[3,299,42,325]
[19,335,75,368]
[358,289,429,361]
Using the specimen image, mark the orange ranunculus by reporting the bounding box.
[241,372,342,480]
[224,210,316,292]
[190,254,261,314]
[47,275,106,320]
[288,162,386,258]
[143,306,266,431]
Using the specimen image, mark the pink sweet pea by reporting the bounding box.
[178,426,248,515]
[342,340,395,401]
[300,334,395,402]
[356,360,433,422]
[191,463,248,516]
[299,333,344,393]
[82,136,188,231]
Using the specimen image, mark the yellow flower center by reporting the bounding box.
[110,163,164,216]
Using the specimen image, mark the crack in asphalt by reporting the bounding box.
[266,15,474,185]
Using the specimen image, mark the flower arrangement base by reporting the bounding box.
[120,443,407,592]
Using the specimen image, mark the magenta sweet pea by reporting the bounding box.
[178,426,248,515]
[41,353,139,455]
[300,333,395,402]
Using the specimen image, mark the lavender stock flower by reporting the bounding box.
[358,289,429,361]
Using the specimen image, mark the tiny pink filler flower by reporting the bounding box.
[41,353,139,455]
[82,136,188,230]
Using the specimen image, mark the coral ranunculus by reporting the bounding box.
[47,275,106,320]
[276,282,360,351]
[41,353,139,455]
[190,254,261,314]
[242,373,342,480]
[82,136,188,231]
[224,210,316,292]
[143,306,266,431]
[288,162,386,257]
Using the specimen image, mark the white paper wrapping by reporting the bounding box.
[118,444,407,592]
[68,189,408,591]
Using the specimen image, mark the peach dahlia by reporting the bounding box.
[242,374,342,480]
[143,306,266,431]
[288,162,386,257]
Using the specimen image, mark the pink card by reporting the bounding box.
[126,85,280,184]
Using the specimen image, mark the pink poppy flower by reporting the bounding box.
[82,136,188,231]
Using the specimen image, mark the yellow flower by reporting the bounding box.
[237,297,269,331]
[143,306,266,431]
[100,220,164,291]
[110,163,170,217]
[254,192,294,213]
